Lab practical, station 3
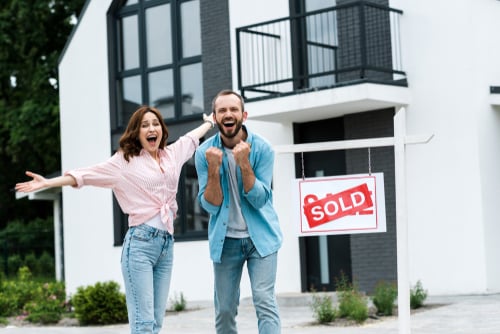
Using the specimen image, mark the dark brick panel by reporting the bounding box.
[200,0,233,111]
[344,108,397,294]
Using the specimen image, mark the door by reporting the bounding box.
[294,116,352,292]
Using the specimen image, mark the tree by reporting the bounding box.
[0,0,86,227]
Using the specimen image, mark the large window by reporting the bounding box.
[109,0,207,244]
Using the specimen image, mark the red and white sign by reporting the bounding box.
[292,173,386,236]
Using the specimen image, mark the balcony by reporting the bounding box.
[235,1,409,123]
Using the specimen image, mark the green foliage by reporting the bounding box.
[372,280,397,316]
[0,0,87,227]
[0,266,65,324]
[23,280,66,324]
[6,254,22,277]
[335,273,368,323]
[70,281,128,326]
[170,291,187,312]
[0,218,55,278]
[410,280,427,309]
[310,293,336,323]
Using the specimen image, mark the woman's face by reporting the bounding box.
[139,111,163,156]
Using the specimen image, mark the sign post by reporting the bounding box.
[274,107,433,334]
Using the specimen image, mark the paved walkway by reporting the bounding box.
[3,293,500,333]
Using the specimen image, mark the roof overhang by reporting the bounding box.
[16,187,61,201]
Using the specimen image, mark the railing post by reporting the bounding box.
[235,28,244,98]
[359,1,367,79]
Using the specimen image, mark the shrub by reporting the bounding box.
[70,281,128,325]
[24,253,39,275]
[372,281,397,316]
[410,280,427,309]
[0,266,66,323]
[310,293,336,323]
[337,289,368,323]
[7,254,23,277]
[170,292,187,312]
[335,273,368,323]
[23,281,66,324]
[0,292,18,317]
[37,252,55,278]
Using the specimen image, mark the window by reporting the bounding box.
[109,0,207,244]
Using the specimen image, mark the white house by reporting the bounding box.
[56,0,500,303]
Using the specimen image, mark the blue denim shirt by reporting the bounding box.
[195,126,283,263]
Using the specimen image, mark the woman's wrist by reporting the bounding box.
[203,114,215,128]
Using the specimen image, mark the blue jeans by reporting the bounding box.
[121,224,174,334]
[214,237,281,334]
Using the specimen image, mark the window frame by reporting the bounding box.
[108,0,207,245]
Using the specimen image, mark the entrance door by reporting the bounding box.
[294,117,352,292]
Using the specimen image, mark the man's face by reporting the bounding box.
[214,94,247,139]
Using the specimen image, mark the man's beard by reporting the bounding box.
[219,119,243,139]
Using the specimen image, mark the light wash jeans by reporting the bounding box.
[213,237,281,334]
[121,224,174,334]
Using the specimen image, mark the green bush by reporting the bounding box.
[24,253,39,275]
[23,280,66,324]
[335,273,368,323]
[0,292,18,317]
[310,293,336,323]
[170,291,187,312]
[0,218,55,278]
[70,281,128,325]
[410,280,427,309]
[372,281,397,316]
[37,252,55,277]
[7,254,23,277]
[0,266,66,323]
[337,289,368,323]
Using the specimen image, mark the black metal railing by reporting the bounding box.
[236,1,405,101]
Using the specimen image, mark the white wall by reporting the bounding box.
[391,0,500,294]
[58,0,119,296]
[474,0,500,292]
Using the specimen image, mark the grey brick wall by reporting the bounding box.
[336,0,393,83]
[344,108,397,293]
[200,0,233,112]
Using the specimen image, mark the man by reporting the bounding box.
[195,89,283,334]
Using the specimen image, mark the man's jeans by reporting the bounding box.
[214,237,281,334]
[121,224,174,334]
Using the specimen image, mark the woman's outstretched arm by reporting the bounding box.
[15,171,76,193]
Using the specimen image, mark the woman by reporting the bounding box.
[15,106,216,334]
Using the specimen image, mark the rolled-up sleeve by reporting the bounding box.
[64,154,122,189]
[243,145,275,209]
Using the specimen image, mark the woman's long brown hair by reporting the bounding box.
[119,106,169,162]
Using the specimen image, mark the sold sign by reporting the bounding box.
[292,173,387,236]
[303,183,373,228]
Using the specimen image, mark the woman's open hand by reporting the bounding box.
[15,171,48,193]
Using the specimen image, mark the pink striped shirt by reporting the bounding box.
[65,133,199,234]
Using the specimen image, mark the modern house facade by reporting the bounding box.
[57,0,500,301]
